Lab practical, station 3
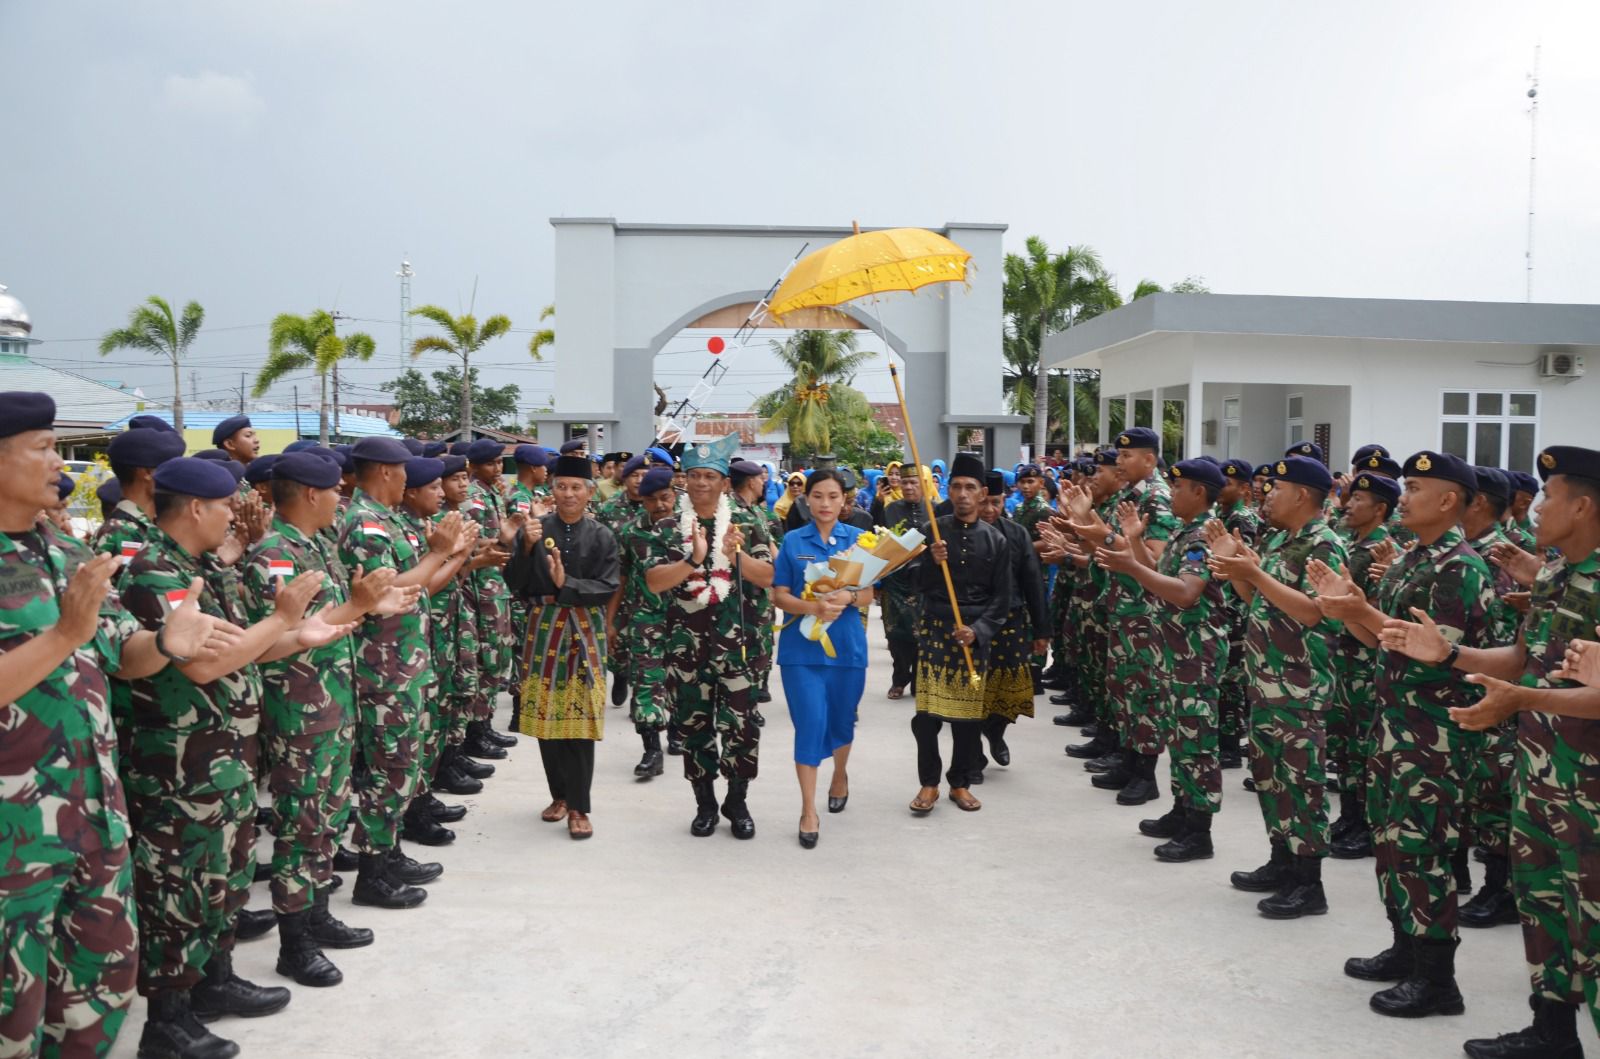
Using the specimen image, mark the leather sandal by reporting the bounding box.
[567,811,592,840]
[948,788,982,812]
[887,686,905,701]
[540,800,568,823]
[909,786,939,813]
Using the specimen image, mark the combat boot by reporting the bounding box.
[1452,845,1474,895]
[306,891,373,949]
[137,988,239,1059]
[433,746,484,795]
[1230,839,1292,892]
[1460,853,1519,928]
[1065,732,1111,759]
[275,910,342,988]
[690,779,719,837]
[453,751,496,779]
[1331,823,1373,859]
[1345,911,1412,982]
[634,730,665,778]
[1330,789,1363,841]
[463,720,507,761]
[332,845,359,871]
[1462,995,1584,1059]
[721,778,756,839]
[482,720,518,748]
[610,674,629,706]
[1139,803,1184,838]
[386,844,442,885]
[351,852,426,909]
[1370,937,1464,1018]
[402,800,455,846]
[190,950,291,1021]
[507,690,523,733]
[233,907,276,942]
[1154,809,1215,862]
[419,791,466,824]
[1257,855,1329,919]
[1116,753,1160,805]
[667,727,685,756]
[1219,736,1243,770]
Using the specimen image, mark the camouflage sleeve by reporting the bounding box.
[739,508,774,563]
[339,519,398,577]
[120,561,193,633]
[1303,534,1347,587]
[1431,555,1493,650]
[1175,535,1212,582]
[238,545,278,626]
[1141,489,1181,543]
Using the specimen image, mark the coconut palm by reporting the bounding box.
[409,305,512,435]
[527,303,554,359]
[756,329,873,453]
[98,296,203,432]
[255,310,377,444]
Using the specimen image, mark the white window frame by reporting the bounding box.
[1222,396,1241,459]
[1438,389,1540,472]
[1286,392,1304,448]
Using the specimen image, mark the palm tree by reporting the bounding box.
[408,305,512,435]
[756,329,873,453]
[255,310,377,444]
[98,296,203,431]
[527,304,554,359]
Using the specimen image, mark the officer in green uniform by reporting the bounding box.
[94,425,187,572]
[463,439,516,759]
[435,455,500,795]
[1215,458,1263,768]
[1059,451,1122,764]
[612,468,681,776]
[730,459,778,709]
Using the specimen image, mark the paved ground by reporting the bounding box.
[112,630,1598,1059]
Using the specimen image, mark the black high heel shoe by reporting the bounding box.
[827,792,849,814]
[798,829,819,849]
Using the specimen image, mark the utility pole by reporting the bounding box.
[190,370,199,408]
[293,385,302,440]
[331,310,349,440]
[1525,45,1540,302]
[238,372,245,413]
[397,257,414,366]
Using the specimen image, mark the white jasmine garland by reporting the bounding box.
[678,492,734,604]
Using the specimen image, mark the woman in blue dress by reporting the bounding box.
[771,470,873,849]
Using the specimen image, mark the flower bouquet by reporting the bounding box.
[797,525,928,657]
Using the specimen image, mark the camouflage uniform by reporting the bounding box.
[732,495,776,686]
[1103,475,1180,757]
[464,481,514,717]
[91,498,156,573]
[240,517,357,916]
[0,527,139,1059]
[1012,494,1051,673]
[1243,515,1348,857]
[1070,493,1120,732]
[432,508,479,748]
[120,529,262,995]
[615,508,675,731]
[1462,523,1528,861]
[1219,500,1263,749]
[503,483,538,695]
[338,490,435,854]
[1153,516,1228,812]
[1368,528,1493,939]
[1330,522,1391,800]
[396,511,445,783]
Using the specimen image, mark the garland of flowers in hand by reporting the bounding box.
[678,492,734,605]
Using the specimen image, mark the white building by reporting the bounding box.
[0,283,145,429]
[1042,293,1598,473]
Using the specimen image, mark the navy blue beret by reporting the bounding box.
[1403,450,1477,494]
[282,439,319,454]
[400,439,425,455]
[448,441,473,456]
[1351,443,1390,466]
[559,439,586,455]
[57,472,75,502]
[243,453,280,485]
[422,441,447,458]
[467,439,505,464]
[108,427,187,469]
[273,451,343,489]
[729,459,763,484]
[1349,472,1401,508]
[1220,458,1254,481]
[211,414,251,447]
[1167,458,1225,489]
[1016,464,1044,479]
[1253,463,1275,478]
[0,391,55,438]
[96,478,122,508]
[350,437,412,465]
[128,414,176,433]
[405,457,446,488]
[1269,455,1333,492]
[513,444,547,467]
[1536,446,1600,484]
[639,467,675,496]
[193,448,230,462]
[154,456,241,499]
[440,455,467,477]
[221,460,246,482]
[1195,455,1222,466]
[1114,427,1160,451]
[1357,454,1403,478]
[332,444,353,456]
[335,449,354,473]
[1472,466,1510,503]
[1092,448,1119,467]
[1285,440,1325,463]
[621,453,648,477]
[1509,471,1539,496]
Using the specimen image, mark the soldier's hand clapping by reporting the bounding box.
[1553,628,1600,688]
[1306,558,1366,621]
[295,611,356,649]
[1202,519,1238,558]
[500,512,527,547]
[1504,591,1531,614]
[349,566,398,611]
[1063,483,1092,521]
[1449,674,1524,730]
[1207,532,1257,580]
[164,576,244,661]
[371,584,422,617]
[1369,539,1401,581]
[1378,607,1450,664]
[1487,540,1541,588]
[1093,538,1137,575]
[1116,500,1144,539]
[272,571,325,627]
[57,553,118,648]
[427,511,465,554]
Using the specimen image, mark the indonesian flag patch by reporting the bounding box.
[405,532,420,550]
[361,521,390,539]
[119,542,143,566]
[267,559,294,580]
[467,499,485,512]
[161,588,189,614]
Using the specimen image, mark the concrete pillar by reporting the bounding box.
[1185,372,1204,459]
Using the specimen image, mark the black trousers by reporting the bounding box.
[911,713,981,788]
[538,739,595,814]
[888,638,918,690]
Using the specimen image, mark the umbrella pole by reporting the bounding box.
[888,363,979,687]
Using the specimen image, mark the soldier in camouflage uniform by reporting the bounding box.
[1011,465,1053,684]
[647,435,774,839]
[1313,452,1494,1018]
[94,426,186,575]
[434,454,499,796]
[1216,458,1262,768]
[1211,455,1348,920]
[502,444,553,736]
[462,440,517,760]
[600,454,649,706]
[1060,451,1122,764]
[730,459,778,709]
[612,468,681,777]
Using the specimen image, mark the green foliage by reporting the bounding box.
[832,424,904,471]
[755,329,874,454]
[382,366,520,436]
[528,303,554,360]
[98,295,203,431]
[408,304,513,433]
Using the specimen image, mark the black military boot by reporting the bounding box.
[306,891,373,949]
[1345,910,1413,982]
[1330,789,1362,841]
[1230,839,1292,892]
[667,728,685,756]
[690,779,719,837]
[402,801,456,846]
[275,910,342,988]
[483,718,518,748]
[611,674,629,706]
[1116,753,1160,805]
[634,730,664,778]
[433,746,484,795]
[233,907,276,942]
[507,690,523,733]
[1065,731,1111,759]
[1139,802,1184,838]
[1452,845,1474,895]
[137,988,239,1059]
[387,844,442,885]
[420,791,467,824]
[1463,994,1584,1059]
[333,845,360,872]
[752,709,766,728]
[721,778,756,840]
[1257,855,1329,919]
[1370,937,1464,1018]
[190,950,292,1021]
[351,852,426,909]
[1089,752,1133,788]
[453,750,496,779]
[464,720,508,761]
[1059,704,1095,726]
[1219,736,1243,770]
[1154,809,1215,862]
[1460,853,1519,928]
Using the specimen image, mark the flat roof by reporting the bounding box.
[549,218,1007,235]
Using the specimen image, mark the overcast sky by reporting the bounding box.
[4,1,1596,420]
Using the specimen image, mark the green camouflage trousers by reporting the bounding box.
[1108,616,1160,753]
[265,727,351,915]
[1219,613,1249,744]
[414,684,444,797]
[668,657,760,783]
[128,782,255,994]
[1166,683,1221,813]
[476,589,514,704]
[327,722,356,838]
[1047,571,1072,679]
[1248,697,1331,858]
[1328,644,1375,795]
[627,620,669,732]
[0,836,136,1059]
[1069,602,1107,726]
[1464,722,1517,858]
[1368,712,1478,939]
[352,701,422,853]
[1511,770,1600,1023]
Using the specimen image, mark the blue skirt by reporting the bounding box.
[780,664,866,767]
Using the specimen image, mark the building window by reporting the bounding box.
[1440,390,1539,473]
[1222,396,1241,458]
[1286,393,1304,447]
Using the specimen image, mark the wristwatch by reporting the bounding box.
[155,625,192,665]
[1440,642,1461,670]
[1103,533,1117,548]
[847,587,861,604]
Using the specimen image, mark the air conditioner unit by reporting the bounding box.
[1539,352,1586,378]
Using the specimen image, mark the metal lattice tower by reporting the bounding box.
[397,256,415,363]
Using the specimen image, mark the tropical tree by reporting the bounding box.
[755,329,874,454]
[527,303,554,359]
[98,295,203,431]
[409,305,512,435]
[254,310,377,444]
[382,367,521,437]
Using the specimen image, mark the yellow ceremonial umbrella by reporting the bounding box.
[766,226,971,321]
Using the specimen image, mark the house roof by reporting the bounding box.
[103,409,400,438]
[0,353,143,427]
[1045,293,1600,371]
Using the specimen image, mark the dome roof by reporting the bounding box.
[0,285,32,338]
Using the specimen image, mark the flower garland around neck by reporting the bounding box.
[678,492,734,605]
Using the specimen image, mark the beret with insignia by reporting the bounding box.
[1536,445,1600,484]
[1115,427,1160,451]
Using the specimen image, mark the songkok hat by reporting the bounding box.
[552,455,593,480]
[984,471,1006,496]
[948,451,987,483]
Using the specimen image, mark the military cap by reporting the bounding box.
[332,444,354,456]
[128,414,176,433]
[1195,454,1222,466]
[639,467,675,496]
[1472,465,1511,503]
[449,441,473,456]
[1269,455,1333,492]
[1351,443,1391,466]
[273,451,343,489]
[984,470,1007,496]
[681,434,739,476]
[729,459,763,485]
[621,453,648,478]
[401,438,426,455]
[282,439,319,454]
[334,449,355,473]
[153,456,241,499]
[552,454,593,480]
[350,437,412,464]
[108,427,186,468]
[1017,464,1044,479]
[513,444,549,466]
[1360,454,1403,478]
[610,451,634,467]
[645,446,677,468]
[1089,449,1118,467]
[1167,458,1225,489]
[1536,445,1600,484]
[0,392,55,438]
[96,478,123,508]
[440,454,468,477]
[243,453,280,485]
[421,441,447,458]
[1114,427,1160,451]
[404,457,446,488]
[210,414,251,447]
[835,468,859,491]
[221,460,246,482]
[1403,450,1477,495]
[1285,440,1325,462]
[1074,457,1096,475]
[1510,471,1540,497]
[557,439,586,455]
[948,451,987,483]
[56,472,75,502]
[1219,457,1254,481]
[466,439,505,464]
[1253,463,1275,478]
[1349,472,1401,508]
[192,448,230,461]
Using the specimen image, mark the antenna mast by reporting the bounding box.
[1525,46,1540,302]
[397,256,415,364]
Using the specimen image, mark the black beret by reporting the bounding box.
[401,439,426,455]
[350,437,412,465]
[559,439,586,455]
[514,444,548,466]
[1220,458,1254,480]
[1537,445,1600,484]
[96,478,123,507]
[1358,454,1403,478]
[211,414,251,447]
[1253,463,1275,478]
[729,459,763,484]
[984,470,1006,496]
[1510,471,1540,497]
[610,451,634,465]
[552,455,593,480]
[1351,443,1390,466]
[1472,465,1510,503]
[405,457,446,489]
[949,452,987,483]
[193,448,231,461]
[1349,472,1401,508]
[467,439,506,464]
[334,449,354,473]
[1402,450,1477,495]
[639,467,675,496]
[128,414,176,433]
[621,453,648,477]
[243,453,280,485]
[1285,440,1325,463]
[1092,448,1119,467]
[153,456,241,499]
[1167,459,1225,489]
[108,427,187,469]
[57,472,75,502]
[273,451,343,489]
[448,441,473,456]
[1270,455,1333,492]
[0,391,55,438]
[440,455,467,477]
[421,441,447,458]
[1114,427,1159,451]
